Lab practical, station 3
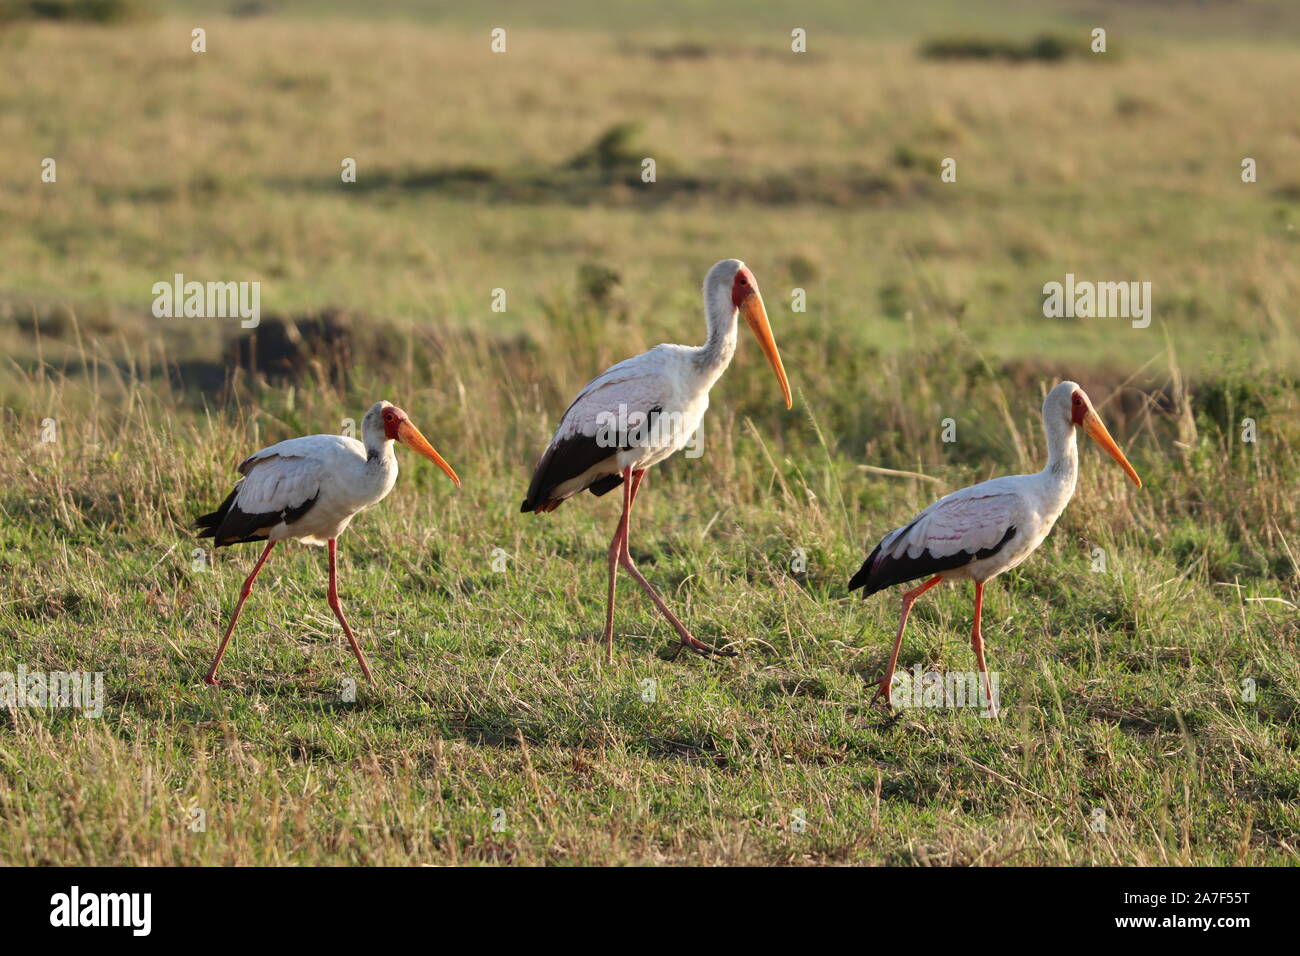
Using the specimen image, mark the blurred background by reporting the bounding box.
[4,0,1298,392]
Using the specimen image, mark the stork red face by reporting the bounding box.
[382,405,461,487]
[1071,389,1142,488]
[730,266,793,410]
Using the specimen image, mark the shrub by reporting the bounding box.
[919,33,1085,64]
[0,0,148,24]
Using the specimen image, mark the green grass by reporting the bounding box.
[2,339,1295,864]
[0,3,1298,865]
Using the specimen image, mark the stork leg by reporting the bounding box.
[204,540,276,686]
[872,574,943,709]
[616,468,734,659]
[602,467,647,662]
[327,538,373,683]
[971,580,997,717]
[601,469,635,664]
[626,467,645,516]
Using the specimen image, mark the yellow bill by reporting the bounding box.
[396,419,461,487]
[1081,409,1142,488]
[740,289,793,409]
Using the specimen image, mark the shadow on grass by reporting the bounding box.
[273,162,915,209]
[438,695,732,768]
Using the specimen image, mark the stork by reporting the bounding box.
[195,401,460,685]
[848,381,1142,715]
[521,259,793,662]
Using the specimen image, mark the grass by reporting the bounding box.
[0,4,1298,865]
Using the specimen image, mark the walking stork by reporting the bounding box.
[196,401,460,685]
[848,381,1142,715]
[521,259,793,662]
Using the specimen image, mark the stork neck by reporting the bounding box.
[695,295,739,383]
[1043,413,1078,493]
[363,426,394,462]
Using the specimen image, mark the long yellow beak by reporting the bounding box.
[1081,409,1142,488]
[740,290,792,409]
[396,419,461,487]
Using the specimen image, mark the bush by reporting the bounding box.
[919,33,1084,64]
[0,0,148,24]
[566,123,645,174]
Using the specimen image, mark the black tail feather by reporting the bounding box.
[586,473,624,497]
[195,487,316,547]
[195,488,238,539]
[847,542,887,595]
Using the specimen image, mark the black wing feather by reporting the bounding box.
[195,487,319,548]
[520,406,661,513]
[848,524,1017,597]
[520,432,621,513]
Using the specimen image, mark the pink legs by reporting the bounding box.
[328,538,373,683]
[971,580,996,716]
[602,468,640,662]
[203,537,373,685]
[204,540,276,685]
[872,576,998,716]
[602,466,734,662]
[871,574,943,708]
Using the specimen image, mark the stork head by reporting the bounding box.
[705,258,792,409]
[363,401,461,487]
[1047,382,1141,488]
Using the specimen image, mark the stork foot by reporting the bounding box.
[868,678,896,711]
[667,633,737,660]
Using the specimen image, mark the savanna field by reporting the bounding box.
[0,0,1297,865]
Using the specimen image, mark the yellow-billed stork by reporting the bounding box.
[521,259,793,662]
[848,381,1142,715]
[196,401,460,685]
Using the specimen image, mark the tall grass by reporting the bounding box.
[1,320,1296,864]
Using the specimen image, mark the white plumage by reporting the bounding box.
[231,434,396,546]
[871,483,1051,586]
[536,345,714,501]
[877,489,1021,561]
